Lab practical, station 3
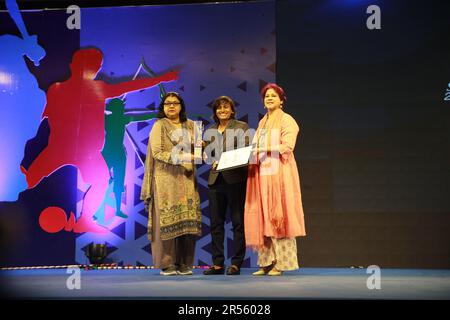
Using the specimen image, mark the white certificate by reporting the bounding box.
[215,146,253,172]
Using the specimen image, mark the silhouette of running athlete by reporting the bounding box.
[101,98,157,218]
[24,48,178,233]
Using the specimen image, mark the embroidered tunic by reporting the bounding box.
[140,118,202,241]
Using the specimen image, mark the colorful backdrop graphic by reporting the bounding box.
[0,0,46,201]
[1,0,449,270]
[0,1,275,267]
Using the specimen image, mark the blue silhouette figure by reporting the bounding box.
[0,0,46,201]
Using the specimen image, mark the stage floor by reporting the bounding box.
[2,268,450,299]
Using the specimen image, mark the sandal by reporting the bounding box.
[252,263,275,276]
[268,267,283,276]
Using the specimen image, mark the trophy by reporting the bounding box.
[193,120,204,164]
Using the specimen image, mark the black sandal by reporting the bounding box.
[203,265,225,275]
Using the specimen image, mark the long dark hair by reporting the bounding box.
[157,91,188,122]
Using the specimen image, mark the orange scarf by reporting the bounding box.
[245,109,285,250]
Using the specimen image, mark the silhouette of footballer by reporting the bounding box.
[24,48,178,233]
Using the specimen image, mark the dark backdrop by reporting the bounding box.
[277,0,450,268]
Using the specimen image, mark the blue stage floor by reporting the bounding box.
[2,268,450,299]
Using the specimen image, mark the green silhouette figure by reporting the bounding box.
[96,60,206,222]
[101,98,157,218]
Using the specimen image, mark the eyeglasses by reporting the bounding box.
[164,102,181,107]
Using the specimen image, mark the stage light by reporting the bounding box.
[86,243,108,265]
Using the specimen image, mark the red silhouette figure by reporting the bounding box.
[24,48,178,233]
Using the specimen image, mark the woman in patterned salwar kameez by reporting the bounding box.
[140,92,202,276]
[245,83,306,276]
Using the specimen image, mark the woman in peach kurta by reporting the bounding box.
[245,83,306,276]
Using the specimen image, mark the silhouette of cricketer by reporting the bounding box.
[101,98,157,219]
[24,48,178,233]
[0,0,46,201]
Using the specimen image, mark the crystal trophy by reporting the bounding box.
[193,120,204,164]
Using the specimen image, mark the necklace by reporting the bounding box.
[168,118,181,124]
